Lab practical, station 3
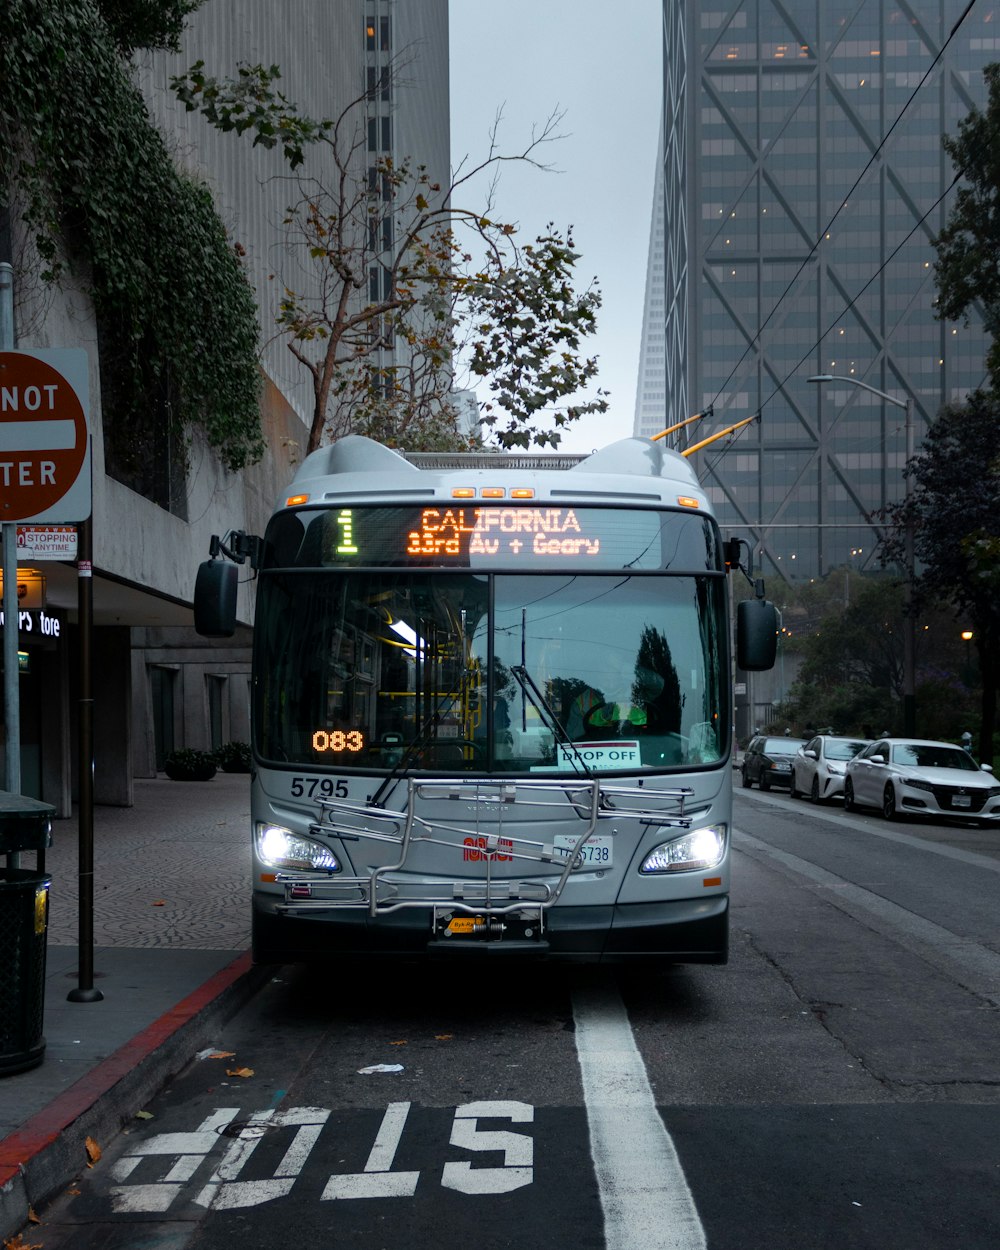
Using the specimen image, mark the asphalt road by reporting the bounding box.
[30,787,1000,1249]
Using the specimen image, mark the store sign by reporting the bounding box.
[0,607,61,637]
[16,525,77,560]
[0,348,90,523]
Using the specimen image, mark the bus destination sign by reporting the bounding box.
[406,507,600,559]
[267,504,718,572]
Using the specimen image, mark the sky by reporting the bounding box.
[449,0,663,454]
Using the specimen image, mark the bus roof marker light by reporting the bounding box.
[677,496,700,509]
[480,487,505,498]
[451,487,475,498]
[286,493,309,506]
[510,488,535,499]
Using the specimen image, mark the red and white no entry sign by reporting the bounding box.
[0,348,91,523]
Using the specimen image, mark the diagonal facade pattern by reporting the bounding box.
[658,0,993,580]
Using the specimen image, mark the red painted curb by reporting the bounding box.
[0,950,253,1184]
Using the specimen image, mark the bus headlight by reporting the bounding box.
[639,824,727,874]
[256,823,340,872]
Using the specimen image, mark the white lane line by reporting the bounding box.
[740,789,1000,873]
[572,983,706,1250]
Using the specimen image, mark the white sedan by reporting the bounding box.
[791,735,871,803]
[844,737,1000,823]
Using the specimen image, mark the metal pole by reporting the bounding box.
[68,502,102,1001]
[808,374,916,733]
[0,260,12,346]
[0,261,21,806]
[2,527,19,796]
[903,396,916,735]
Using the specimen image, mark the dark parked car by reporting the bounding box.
[741,734,807,790]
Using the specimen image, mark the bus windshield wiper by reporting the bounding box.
[369,685,462,809]
[509,665,596,782]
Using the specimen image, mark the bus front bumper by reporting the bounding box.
[251,895,728,965]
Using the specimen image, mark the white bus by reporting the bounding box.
[195,435,776,964]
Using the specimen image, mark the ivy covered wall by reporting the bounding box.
[0,0,264,474]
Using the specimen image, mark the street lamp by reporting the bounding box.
[807,373,916,735]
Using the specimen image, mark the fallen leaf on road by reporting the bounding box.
[135,1111,154,1120]
[3,1234,43,1249]
[151,900,166,907]
[226,1067,255,1078]
[208,1051,236,1059]
[434,1034,454,1041]
[85,1136,102,1165]
[27,1208,40,1224]
[389,1039,408,1046]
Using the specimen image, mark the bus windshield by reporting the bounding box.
[255,570,728,775]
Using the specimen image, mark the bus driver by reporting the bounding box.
[567,664,666,740]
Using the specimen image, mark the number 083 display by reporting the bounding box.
[312,729,365,753]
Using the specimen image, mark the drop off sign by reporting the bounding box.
[0,349,91,523]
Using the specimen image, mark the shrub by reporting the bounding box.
[215,741,252,773]
[164,748,217,781]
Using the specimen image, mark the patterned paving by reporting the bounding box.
[40,773,252,950]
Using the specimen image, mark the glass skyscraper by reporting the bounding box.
[651,0,994,580]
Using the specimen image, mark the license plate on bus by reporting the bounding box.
[553,835,613,867]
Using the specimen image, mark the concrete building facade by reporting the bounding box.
[2,0,450,812]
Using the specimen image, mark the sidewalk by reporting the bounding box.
[0,772,270,1239]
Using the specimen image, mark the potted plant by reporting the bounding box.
[163,748,217,781]
[215,740,252,773]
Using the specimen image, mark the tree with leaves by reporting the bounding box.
[171,60,608,453]
[880,392,1000,761]
[933,61,1000,387]
[94,0,205,54]
[774,572,977,740]
[776,576,904,734]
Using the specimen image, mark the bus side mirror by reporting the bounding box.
[737,599,778,671]
[194,560,238,637]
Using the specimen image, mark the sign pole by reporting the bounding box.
[0,338,96,1000]
[0,262,21,809]
[2,526,19,796]
[68,494,101,1002]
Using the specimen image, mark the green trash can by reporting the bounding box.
[0,791,55,1076]
[0,867,52,1074]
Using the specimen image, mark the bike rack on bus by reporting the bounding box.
[271,777,695,933]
